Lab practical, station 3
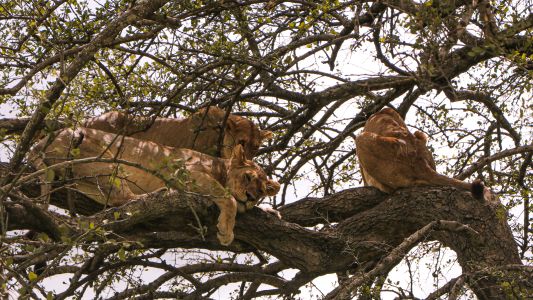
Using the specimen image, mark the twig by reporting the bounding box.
[325,220,478,299]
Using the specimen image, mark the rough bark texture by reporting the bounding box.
[5,170,530,298]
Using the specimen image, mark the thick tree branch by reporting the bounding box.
[6,177,527,299]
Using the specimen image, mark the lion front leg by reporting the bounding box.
[187,171,238,246]
[211,195,237,246]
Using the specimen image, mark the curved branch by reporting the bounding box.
[372,20,411,76]
[455,144,533,180]
[325,220,478,299]
[444,88,522,144]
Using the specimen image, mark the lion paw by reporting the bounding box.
[216,220,234,246]
[152,187,168,196]
[245,201,255,210]
[259,205,282,219]
[217,231,234,246]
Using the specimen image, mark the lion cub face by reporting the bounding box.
[226,145,280,212]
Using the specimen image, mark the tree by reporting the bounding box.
[0,0,531,298]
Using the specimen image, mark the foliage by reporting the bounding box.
[0,0,531,299]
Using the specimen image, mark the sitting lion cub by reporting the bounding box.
[83,107,273,159]
[29,128,280,245]
[356,108,488,199]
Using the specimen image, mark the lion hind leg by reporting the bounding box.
[70,160,141,207]
[102,181,139,207]
[73,180,110,206]
[73,178,140,207]
[360,166,394,193]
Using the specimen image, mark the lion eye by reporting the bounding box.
[244,173,252,183]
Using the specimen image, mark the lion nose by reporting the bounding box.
[266,180,280,195]
[246,192,257,202]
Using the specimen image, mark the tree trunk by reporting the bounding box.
[5,169,530,298]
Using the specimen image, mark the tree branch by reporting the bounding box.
[455,144,533,180]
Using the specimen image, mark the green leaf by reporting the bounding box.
[70,148,80,157]
[37,233,50,242]
[109,176,121,188]
[118,248,126,261]
[45,168,55,182]
[28,272,38,281]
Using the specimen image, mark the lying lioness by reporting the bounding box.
[29,128,280,245]
[356,108,488,199]
[83,107,273,159]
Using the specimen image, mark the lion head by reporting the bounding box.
[193,107,273,159]
[225,144,280,212]
[363,107,410,138]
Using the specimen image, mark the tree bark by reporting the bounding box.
[5,172,529,299]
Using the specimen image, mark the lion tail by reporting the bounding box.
[470,179,485,200]
[428,173,486,200]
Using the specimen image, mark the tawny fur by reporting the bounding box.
[28,128,280,245]
[356,108,489,200]
[83,107,273,159]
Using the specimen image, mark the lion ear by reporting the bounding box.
[260,130,273,141]
[230,144,246,166]
[226,117,238,132]
[266,179,280,196]
[207,106,226,121]
[414,131,428,144]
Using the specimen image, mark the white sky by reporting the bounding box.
[1,1,531,299]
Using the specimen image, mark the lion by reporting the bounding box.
[29,127,281,245]
[355,108,488,199]
[83,106,273,159]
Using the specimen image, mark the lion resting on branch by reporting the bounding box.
[356,108,490,200]
[28,126,280,245]
[83,106,273,159]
